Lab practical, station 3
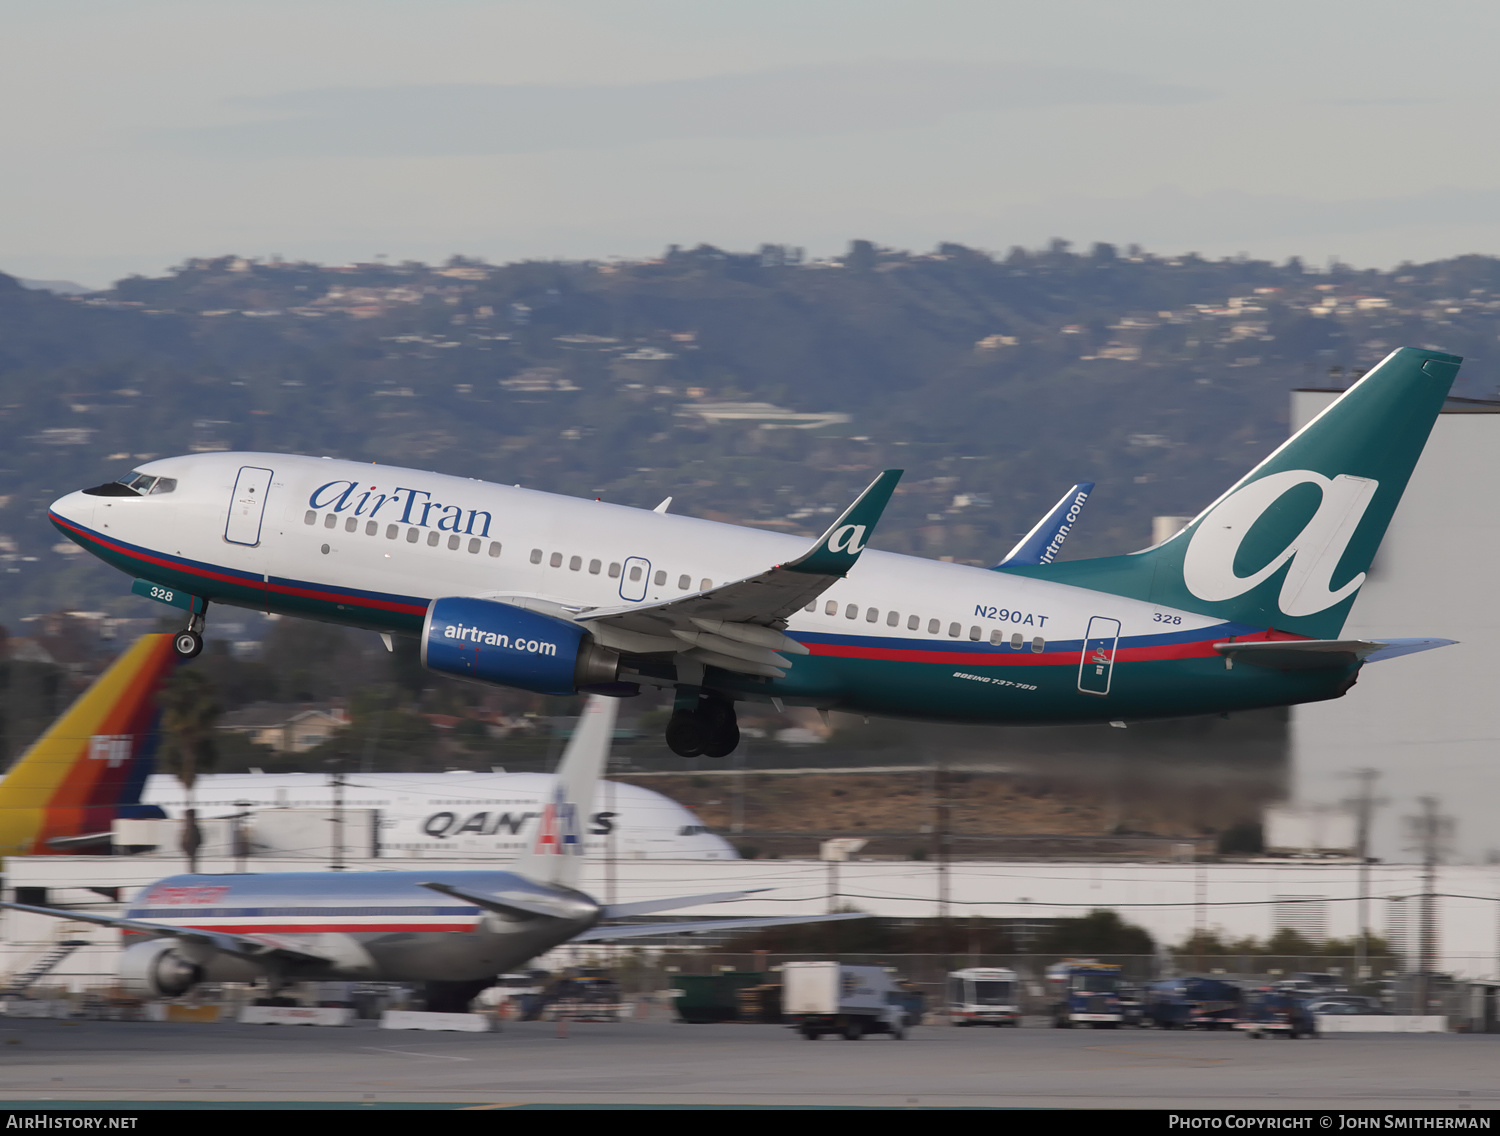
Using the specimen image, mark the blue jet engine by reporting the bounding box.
[421,597,619,695]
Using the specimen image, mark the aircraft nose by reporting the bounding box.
[49,490,95,535]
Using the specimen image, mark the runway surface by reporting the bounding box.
[0,1018,1495,1109]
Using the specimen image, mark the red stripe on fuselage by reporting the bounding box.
[51,514,427,617]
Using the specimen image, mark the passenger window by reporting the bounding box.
[589,559,601,575]
[654,570,666,585]
[678,574,691,590]
[470,538,482,554]
[406,528,419,543]
[608,562,621,578]
[845,604,858,619]
[629,565,643,582]
[887,611,899,627]
[805,602,816,612]
[366,521,378,536]
[1032,636,1045,653]
[324,514,337,529]
[967,626,980,641]
[550,552,563,568]
[701,579,712,590]
[570,556,582,571]
[427,531,440,547]
[1011,632,1023,650]
[948,622,960,637]
[865,607,878,623]
[345,517,358,533]
[825,601,838,615]
[304,510,316,526]
[449,535,461,550]
[927,619,940,634]
[386,524,399,540]
[907,615,919,630]
[487,541,500,557]
[530,549,543,564]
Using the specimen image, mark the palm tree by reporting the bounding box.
[158,668,221,873]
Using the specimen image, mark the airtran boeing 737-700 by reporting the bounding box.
[46,347,1461,757]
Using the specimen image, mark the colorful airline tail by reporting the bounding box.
[999,348,1462,639]
[512,694,619,888]
[0,634,179,857]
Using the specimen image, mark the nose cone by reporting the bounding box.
[49,490,95,538]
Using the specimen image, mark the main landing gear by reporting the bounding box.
[665,689,740,758]
[172,611,206,659]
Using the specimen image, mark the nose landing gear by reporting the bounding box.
[665,690,740,758]
[172,612,206,659]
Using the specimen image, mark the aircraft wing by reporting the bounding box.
[576,470,901,678]
[600,889,768,919]
[0,901,331,964]
[419,881,595,921]
[571,911,869,942]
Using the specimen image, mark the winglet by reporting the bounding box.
[995,482,1093,568]
[783,469,902,577]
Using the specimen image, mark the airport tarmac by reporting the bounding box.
[0,1018,1496,1109]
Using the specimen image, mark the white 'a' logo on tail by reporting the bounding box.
[1182,470,1378,617]
[828,524,868,555]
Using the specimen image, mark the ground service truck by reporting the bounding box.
[782,961,909,1040]
[1047,959,1125,1028]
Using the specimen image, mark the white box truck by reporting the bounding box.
[781,961,909,1040]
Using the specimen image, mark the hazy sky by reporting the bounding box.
[8,0,1500,285]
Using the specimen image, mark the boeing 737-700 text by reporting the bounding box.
[46,347,1460,757]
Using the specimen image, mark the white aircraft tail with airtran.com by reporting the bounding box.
[46,346,1460,757]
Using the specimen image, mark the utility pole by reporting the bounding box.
[330,761,345,871]
[1342,768,1386,984]
[933,762,951,931]
[1405,797,1452,1014]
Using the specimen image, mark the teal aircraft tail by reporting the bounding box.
[998,347,1462,639]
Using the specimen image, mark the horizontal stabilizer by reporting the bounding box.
[571,911,869,942]
[995,482,1093,568]
[1213,638,1455,671]
[600,889,767,919]
[1360,638,1457,663]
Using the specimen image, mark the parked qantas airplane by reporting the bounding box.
[47,347,1459,758]
[4,698,860,1010]
[142,770,736,860]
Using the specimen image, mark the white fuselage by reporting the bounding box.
[141,772,734,859]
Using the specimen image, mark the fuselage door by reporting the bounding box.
[619,556,651,602]
[224,466,274,546]
[1077,616,1122,696]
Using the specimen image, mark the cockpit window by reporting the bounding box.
[117,472,177,494]
[84,470,179,498]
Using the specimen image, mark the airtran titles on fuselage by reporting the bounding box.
[309,480,493,537]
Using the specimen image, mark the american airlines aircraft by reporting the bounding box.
[141,771,734,860]
[46,348,1460,758]
[5,698,859,1010]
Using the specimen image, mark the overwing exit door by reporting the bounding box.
[619,556,651,602]
[1077,616,1121,696]
[225,466,273,546]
